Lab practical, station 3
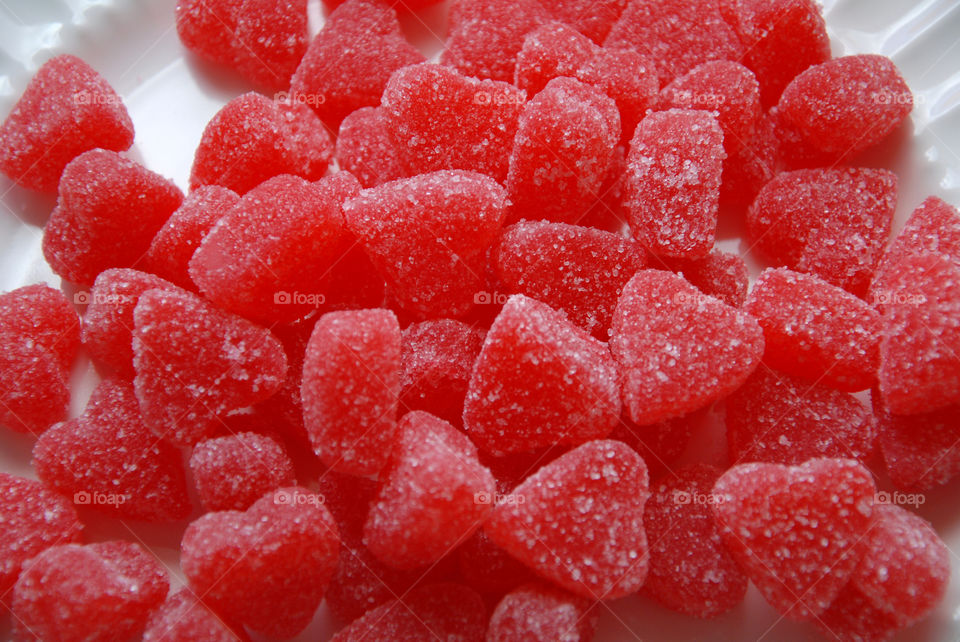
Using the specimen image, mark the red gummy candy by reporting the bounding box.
[0,284,80,374]
[544,0,628,43]
[610,270,764,425]
[624,109,726,259]
[290,0,425,128]
[0,473,82,603]
[301,309,401,476]
[132,288,287,446]
[463,295,621,455]
[142,185,240,291]
[610,410,699,480]
[0,332,70,434]
[181,487,339,639]
[143,590,249,642]
[335,107,404,188]
[381,64,525,182]
[506,77,620,224]
[726,367,877,466]
[34,379,192,522]
[486,440,650,599]
[176,0,243,67]
[343,170,508,318]
[643,464,748,618]
[492,221,647,338]
[664,249,749,308]
[0,55,133,193]
[487,582,599,641]
[12,541,168,642]
[363,411,495,569]
[720,112,781,206]
[745,268,882,392]
[778,55,912,161]
[712,458,876,620]
[190,431,295,511]
[457,528,536,596]
[233,0,308,90]
[746,167,898,296]
[43,149,183,285]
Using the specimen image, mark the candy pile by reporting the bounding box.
[0,0,957,640]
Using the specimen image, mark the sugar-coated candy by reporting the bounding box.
[0,55,133,193]
[643,465,748,618]
[0,333,70,434]
[746,167,898,296]
[664,250,749,308]
[132,288,287,446]
[720,112,781,206]
[12,541,168,642]
[0,473,82,604]
[34,379,192,522]
[290,0,424,128]
[778,55,912,161]
[507,77,620,224]
[381,64,525,182]
[486,440,649,599]
[190,432,295,511]
[181,487,339,639]
[712,458,876,620]
[301,308,400,476]
[878,255,960,414]
[43,149,183,285]
[190,173,357,324]
[610,270,764,425]
[331,583,487,642]
[233,0,308,90]
[0,284,80,374]
[142,185,240,291]
[463,295,621,455]
[745,268,882,392]
[457,528,535,596]
[610,411,698,480]
[344,170,508,318]
[726,367,877,466]
[363,411,495,569]
[487,582,599,641]
[817,505,950,642]
[143,590,250,642]
[604,0,742,85]
[580,143,630,232]
[543,0,628,43]
[624,109,726,259]
[400,319,484,427]
[176,0,243,66]
[492,221,647,338]
[335,107,404,188]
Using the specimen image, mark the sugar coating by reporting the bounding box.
[457,527,535,595]
[878,255,960,414]
[233,0,308,90]
[0,55,134,193]
[143,589,249,642]
[665,249,749,308]
[543,0,629,43]
[604,0,743,85]
[132,288,287,447]
[43,149,183,286]
[745,268,882,392]
[0,332,70,434]
[275,99,337,182]
[343,170,508,318]
[818,505,950,641]
[190,173,357,324]
[181,487,340,639]
[142,185,240,291]
[336,107,404,188]
[290,0,425,128]
[487,582,599,642]
[580,143,630,232]
[726,367,877,466]
[610,410,699,480]
[507,77,620,224]
[301,308,401,476]
[643,464,748,618]
[746,167,898,296]
[331,582,487,642]
[485,439,650,599]
[720,112,781,206]
[0,285,79,375]
[324,0,441,8]
[625,109,726,259]
[381,64,525,182]
[493,221,647,338]
[778,55,912,160]
[34,379,192,522]
[12,541,168,642]
[363,411,495,569]
[400,319,485,428]
[190,431,295,511]
[82,269,186,378]
[0,473,82,602]
[175,0,243,67]
[463,295,621,455]
[610,270,764,425]
[712,458,876,620]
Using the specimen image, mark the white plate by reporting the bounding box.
[1,1,959,640]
